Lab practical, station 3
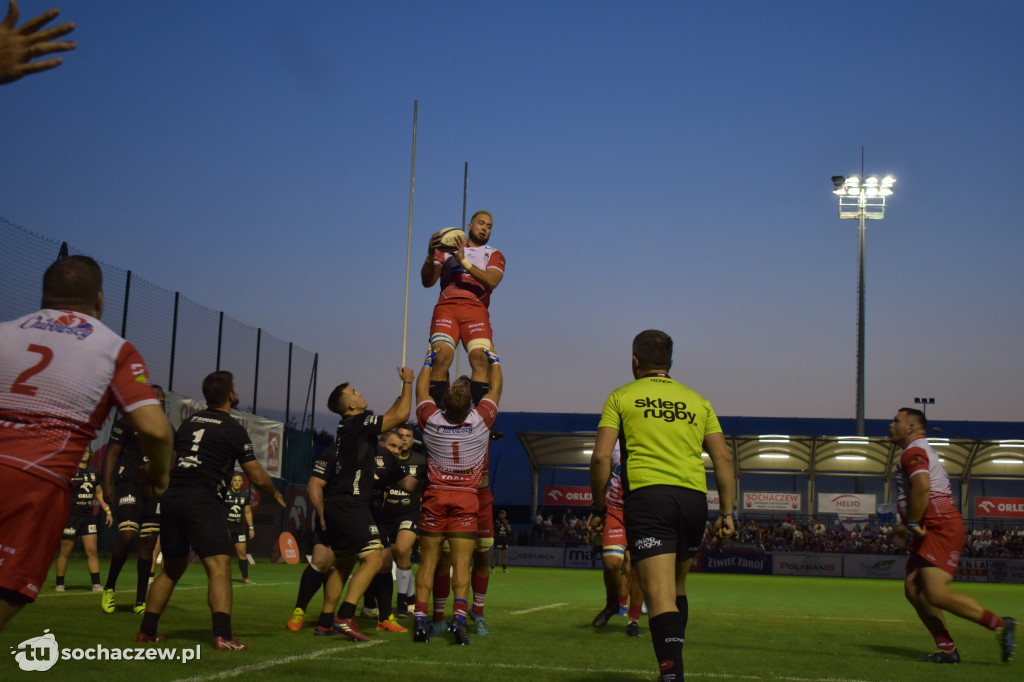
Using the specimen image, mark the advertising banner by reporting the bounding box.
[975,497,1024,518]
[506,546,565,568]
[986,560,1024,584]
[843,555,907,580]
[564,546,599,569]
[743,492,801,511]
[166,391,284,478]
[773,553,843,577]
[707,490,720,511]
[955,558,989,583]
[543,486,592,507]
[817,493,876,517]
[700,551,772,575]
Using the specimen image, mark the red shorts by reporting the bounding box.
[0,467,70,602]
[420,487,478,535]
[476,486,494,539]
[907,515,965,577]
[430,300,492,349]
[603,505,626,548]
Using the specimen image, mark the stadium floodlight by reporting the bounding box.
[759,435,790,443]
[758,453,790,459]
[832,160,896,436]
[838,437,869,446]
[992,458,1024,465]
[836,455,867,461]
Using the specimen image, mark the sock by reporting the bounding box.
[374,573,393,620]
[628,599,642,621]
[676,595,689,639]
[414,601,429,620]
[295,565,327,611]
[56,576,65,587]
[212,611,232,640]
[429,380,448,406]
[471,571,488,616]
[363,588,377,610]
[105,551,129,590]
[453,598,469,626]
[90,572,101,586]
[979,610,1003,630]
[433,571,451,621]
[238,559,249,580]
[140,611,161,637]
[469,381,489,405]
[337,601,356,620]
[933,628,955,651]
[317,611,334,629]
[649,611,685,682]
[136,558,151,604]
[396,566,413,601]
[618,593,628,608]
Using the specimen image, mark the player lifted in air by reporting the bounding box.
[420,210,505,408]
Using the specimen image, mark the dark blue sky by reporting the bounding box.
[4,1,1023,422]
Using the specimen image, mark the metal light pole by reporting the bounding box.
[914,396,935,418]
[831,171,895,436]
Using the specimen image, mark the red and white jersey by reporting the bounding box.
[417,398,497,489]
[433,244,505,308]
[607,443,623,510]
[0,309,159,486]
[895,437,959,523]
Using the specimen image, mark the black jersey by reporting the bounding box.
[69,464,100,511]
[370,446,411,515]
[496,516,511,539]
[315,412,384,502]
[170,408,256,495]
[223,488,251,525]
[380,450,427,518]
[107,417,147,482]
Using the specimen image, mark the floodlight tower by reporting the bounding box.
[831,172,895,436]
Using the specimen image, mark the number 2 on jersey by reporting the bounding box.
[10,344,54,396]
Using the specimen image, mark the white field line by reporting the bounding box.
[508,602,568,615]
[169,639,383,681]
[717,611,905,623]
[36,582,292,599]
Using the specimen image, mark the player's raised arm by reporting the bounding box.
[416,351,435,405]
[381,366,414,432]
[481,349,503,407]
[704,432,736,539]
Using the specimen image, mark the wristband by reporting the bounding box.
[907,521,919,528]
[423,349,436,368]
[402,381,412,385]
[718,512,733,519]
[459,257,472,270]
[590,505,607,516]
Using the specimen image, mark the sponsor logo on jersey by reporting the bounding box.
[633,397,697,424]
[20,314,94,340]
[119,494,137,506]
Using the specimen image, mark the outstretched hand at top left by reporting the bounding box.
[0,0,76,85]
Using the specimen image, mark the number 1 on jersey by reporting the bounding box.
[191,428,205,452]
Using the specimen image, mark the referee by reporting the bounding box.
[589,330,735,682]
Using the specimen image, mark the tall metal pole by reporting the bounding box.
[401,100,418,368]
[456,162,469,379]
[856,211,866,436]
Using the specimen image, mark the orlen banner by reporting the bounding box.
[544,486,592,507]
[975,497,1024,518]
[817,493,876,517]
[166,391,285,478]
[743,492,801,511]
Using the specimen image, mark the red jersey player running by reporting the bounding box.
[0,255,174,632]
[412,347,502,645]
[420,210,505,408]
[888,407,1015,663]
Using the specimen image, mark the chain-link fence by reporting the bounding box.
[1,215,320,482]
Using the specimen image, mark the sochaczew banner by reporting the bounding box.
[166,391,284,478]
[743,492,801,511]
[975,497,1024,518]
[817,493,876,517]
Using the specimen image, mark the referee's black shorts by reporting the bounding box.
[624,485,708,562]
[160,490,233,559]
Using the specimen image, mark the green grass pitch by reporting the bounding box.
[3,559,1019,681]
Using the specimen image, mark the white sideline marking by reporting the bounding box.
[509,602,567,615]
[169,640,383,681]
[334,656,884,682]
[718,611,904,624]
[37,582,292,599]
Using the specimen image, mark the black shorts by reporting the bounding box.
[228,522,248,545]
[114,480,160,537]
[160,491,232,559]
[63,511,98,539]
[325,497,383,556]
[494,536,509,550]
[379,509,420,544]
[624,485,707,562]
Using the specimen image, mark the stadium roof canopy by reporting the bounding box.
[502,413,1024,516]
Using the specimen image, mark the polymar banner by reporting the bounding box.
[166,391,284,478]
[975,497,1024,518]
[743,492,801,511]
[773,553,843,577]
[543,486,592,507]
[817,493,876,517]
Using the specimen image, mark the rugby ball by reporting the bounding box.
[438,227,465,252]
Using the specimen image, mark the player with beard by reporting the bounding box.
[101,384,168,614]
[137,371,285,650]
[420,210,505,407]
[224,473,254,584]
